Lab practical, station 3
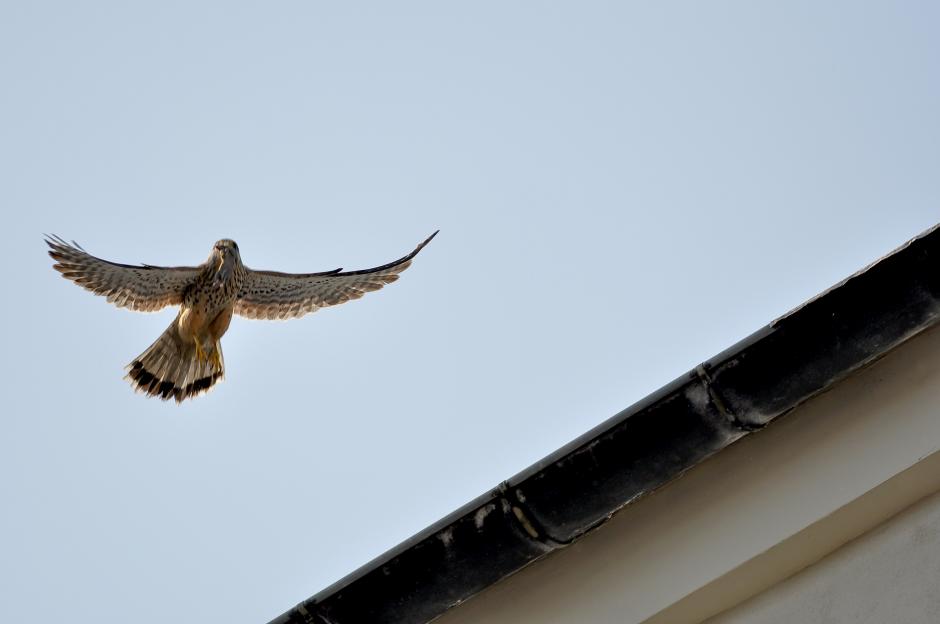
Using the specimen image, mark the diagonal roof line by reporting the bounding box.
[267,222,940,624]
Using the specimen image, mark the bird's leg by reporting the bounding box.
[210,344,223,372]
[193,336,207,363]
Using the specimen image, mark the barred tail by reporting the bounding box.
[125,320,223,403]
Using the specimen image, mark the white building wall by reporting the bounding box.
[438,325,940,624]
[706,489,940,624]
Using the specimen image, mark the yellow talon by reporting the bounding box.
[193,337,207,362]
[210,346,223,372]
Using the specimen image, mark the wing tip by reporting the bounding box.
[45,234,70,264]
[44,233,63,249]
[418,230,440,252]
[403,229,439,261]
[44,234,85,256]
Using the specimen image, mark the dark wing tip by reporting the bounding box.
[418,230,440,251]
[45,234,71,263]
[332,230,439,277]
[403,229,439,260]
[45,234,83,255]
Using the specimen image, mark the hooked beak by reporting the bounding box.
[213,251,232,288]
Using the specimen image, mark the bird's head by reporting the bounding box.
[211,239,240,287]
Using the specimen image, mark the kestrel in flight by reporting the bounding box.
[46,232,437,403]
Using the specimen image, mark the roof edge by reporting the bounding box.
[267,223,940,624]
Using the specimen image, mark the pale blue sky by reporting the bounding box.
[1,2,938,622]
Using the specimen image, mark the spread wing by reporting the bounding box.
[234,231,437,320]
[46,235,200,312]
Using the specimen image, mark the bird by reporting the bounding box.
[46,232,437,403]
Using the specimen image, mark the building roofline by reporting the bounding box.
[267,223,940,624]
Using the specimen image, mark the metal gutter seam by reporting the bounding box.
[695,364,760,432]
[266,223,940,624]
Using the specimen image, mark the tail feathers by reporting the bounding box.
[125,322,223,403]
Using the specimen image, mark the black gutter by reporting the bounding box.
[267,223,940,624]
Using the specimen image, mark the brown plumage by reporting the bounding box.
[46,232,437,402]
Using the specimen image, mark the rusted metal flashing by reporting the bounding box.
[267,223,940,624]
